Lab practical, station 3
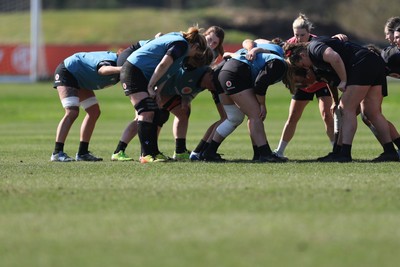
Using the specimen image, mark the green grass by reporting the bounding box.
[1,81,400,267]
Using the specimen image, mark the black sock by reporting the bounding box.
[333,144,342,154]
[138,121,157,156]
[258,144,272,157]
[193,139,207,153]
[53,142,64,154]
[203,140,220,155]
[175,138,187,153]
[201,142,210,153]
[252,145,260,160]
[114,141,128,154]
[78,141,89,155]
[392,137,400,150]
[383,142,396,154]
[341,144,352,158]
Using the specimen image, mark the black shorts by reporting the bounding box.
[120,61,148,96]
[347,51,386,87]
[292,86,331,101]
[382,78,388,97]
[53,62,80,89]
[218,59,253,95]
[117,43,142,67]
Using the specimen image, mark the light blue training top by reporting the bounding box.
[64,51,119,90]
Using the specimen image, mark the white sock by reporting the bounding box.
[275,140,288,156]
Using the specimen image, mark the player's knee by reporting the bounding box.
[173,106,191,120]
[216,106,244,138]
[225,105,245,126]
[287,112,302,124]
[321,110,333,123]
[88,108,101,119]
[216,120,236,138]
[65,107,79,120]
[153,108,170,127]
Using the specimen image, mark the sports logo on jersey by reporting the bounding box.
[181,87,193,94]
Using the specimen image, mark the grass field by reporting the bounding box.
[1,81,400,267]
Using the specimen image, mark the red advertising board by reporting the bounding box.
[0,44,241,78]
[0,45,32,75]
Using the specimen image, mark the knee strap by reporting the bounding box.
[61,96,80,108]
[134,97,158,115]
[80,96,98,110]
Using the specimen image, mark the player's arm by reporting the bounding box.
[98,65,121,75]
[97,60,121,75]
[322,47,347,91]
[148,55,173,97]
[148,41,187,97]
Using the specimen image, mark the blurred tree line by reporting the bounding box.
[38,0,399,45]
[40,0,399,32]
[3,0,396,46]
[42,0,342,16]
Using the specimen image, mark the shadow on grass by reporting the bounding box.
[198,158,383,164]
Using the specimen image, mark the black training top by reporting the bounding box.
[308,36,370,72]
[381,45,400,75]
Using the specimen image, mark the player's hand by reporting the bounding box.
[148,86,156,98]
[246,48,258,61]
[332,34,348,42]
[259,105,266,121]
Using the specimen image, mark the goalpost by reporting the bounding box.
[0,0,44,82]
